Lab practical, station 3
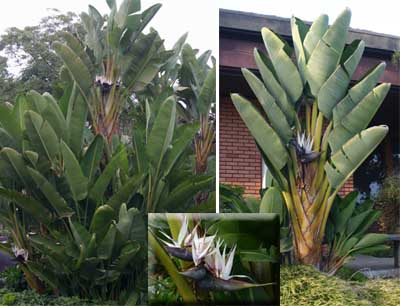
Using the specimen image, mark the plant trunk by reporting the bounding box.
[293,226,322,266]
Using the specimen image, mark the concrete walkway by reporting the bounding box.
[345,255,400,278]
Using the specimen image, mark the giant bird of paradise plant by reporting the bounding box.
[231,8,391,266]
[53,0,171,147]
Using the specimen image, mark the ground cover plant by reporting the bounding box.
[280,265,400,306]
[148,213,280,305]
[231,8,391,267]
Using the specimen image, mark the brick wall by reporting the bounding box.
[220,96,262,197]
[219,96,354,198]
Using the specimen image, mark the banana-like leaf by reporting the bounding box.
[26,90,47,113]
[242,68,292,144]
[90,205,115,242]
[160,175,214,211]
[291,16,309,82]
[27,167,74,218]
[42,93,68,140]
[61,141,88,202]
[325,125,388,189]
[261,27,303,102]
[0,188,52,223]
[333,62,386,125]
[53,42,92,99]
[98,223,117,260]
[116,204,140,241]
[24,111,59,162]
[81,11,104,63]
[146,96,176,169]
[306,9,351,96]
[260,187,285,224]
[317,40,365,119]
[231,94,288,170]
[253,49,296,124]
[107,175,144,211]
[303,14,329,60]
[80,135,105,186]
[0,104,20,143]
[197,66,216,115]
[353,233,388,250]
[68,87,88,157]
[0,148,32,188]
[121,32,161,91]
[115,0,141,28]
[62,32,94,76]
[0,128,16,149]
[328,83,390,152]
[89,148,127,202]
[114,241,140,271]
[163,123,199,178]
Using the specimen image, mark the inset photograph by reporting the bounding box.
[148,213,280,305]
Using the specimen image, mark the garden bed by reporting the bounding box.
[281,265,400,306]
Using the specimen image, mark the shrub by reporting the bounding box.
[0,267,27,292]
[0,289,116,306]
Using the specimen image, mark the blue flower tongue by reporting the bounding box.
[164,246,193,261]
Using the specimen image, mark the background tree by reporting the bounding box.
[0,10,85,101]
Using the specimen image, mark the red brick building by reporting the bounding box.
[219,9,400,198]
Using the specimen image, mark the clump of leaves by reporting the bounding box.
[375,174,400,232]
[0,266,27,292]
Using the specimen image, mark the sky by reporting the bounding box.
[0,0,218,53]
[219,0,400,36]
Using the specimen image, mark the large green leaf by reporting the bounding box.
[61,141,88,201]
[306,9,351,96]
[328,83,390,152]
[290,16,309,82]
[90,205,115,242]
[42,93,68,140]
[317,40,365,119]
[146,96,176,169]
[160,175,214,211]
[261,27,303,102]
[254,49,296,124]
[162,123,199,178]
[333,62,386,125]
[24,111,59,162]
[62,32,94,75]
[69,91,88,157]
[231,94,288,170]
[0,148,32,188]
[325,125,388,189]
[27,167,74,218]
[121,32,162,91]
[0,188,52,223]
[242,68,292,144]
[302,14,329,60]
[353,233,388,250]
[81,135,105,185]
[260,187,285,224]
[107,175,144,211]
[89,147,127,202]
[53,42,92,99]
[197,66,216,115]
[98,223,117,259]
